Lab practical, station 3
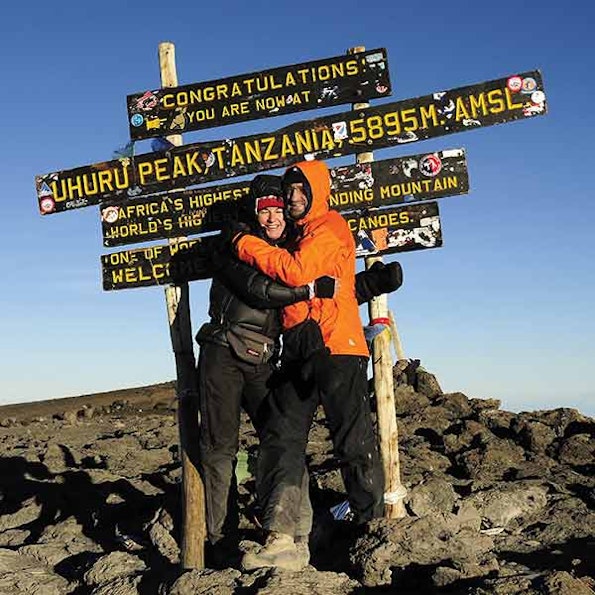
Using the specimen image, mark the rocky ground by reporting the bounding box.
[0,365,593,594]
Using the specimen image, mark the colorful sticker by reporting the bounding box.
[101,205,120,224]
[531,90,545,104]
[135,91,158,111]
[332,121,348,141]
[38,182,53,197]
[146,118,162,130]
[127,186,143,197]
[523,103,545,116]
[40,197,55,214]
[521,77,537,94]
[205,152,216,168]
[419,154,442,177]
[507,76,523,92]
[319,86,339,101]
[401,159,418,177]
[365,52,384,63]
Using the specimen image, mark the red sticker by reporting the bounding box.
[507,76,522,93]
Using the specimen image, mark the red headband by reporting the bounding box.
[255,195,284,213]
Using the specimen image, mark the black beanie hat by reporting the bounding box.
[238,175,283,223]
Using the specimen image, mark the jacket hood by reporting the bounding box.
[283,160,330,225]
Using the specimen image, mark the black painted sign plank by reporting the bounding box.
[101,181,249,247]
[101,149,467,247]
[126,48,391,139]
[329,148,467,212]
[346,202,442,258]
[101,238,205,291]
[37,70,545,215]
[101,202,441,290]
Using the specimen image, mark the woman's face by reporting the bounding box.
[257,207,286,241]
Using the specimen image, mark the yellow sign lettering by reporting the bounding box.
[455,96,471,120]
[505,87,524,110]
[262,137,278,161]
[138,162,154,185]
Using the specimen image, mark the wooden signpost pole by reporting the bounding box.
[158,42,205,569]
[349,46,407,519]
[389,310,406,361]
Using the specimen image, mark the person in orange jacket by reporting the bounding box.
[234,159,385,571]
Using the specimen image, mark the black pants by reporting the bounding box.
[197,342,312,544]
[257,355,385,536]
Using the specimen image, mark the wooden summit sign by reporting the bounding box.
[348,202,442,258]
[101,201,442,291]
[101,180,249,247]
[329,148,467,211]
[101,148,468,247]
[127,48,391,140]
[36,70,546,215]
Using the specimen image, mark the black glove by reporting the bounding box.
[309,275,337,299]
[208,242,232,272]
[219,220,253,249]
[230,221,252,247]
[169,242,211,284]
[355,261,403,303]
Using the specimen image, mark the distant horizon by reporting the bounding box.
[2,374,592,419]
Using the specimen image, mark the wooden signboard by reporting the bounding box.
[102,202,441,290]
[329,148,467,212]
[36,70,545,215]
[101,149,467,247]
[127,48,391,140]
[101,238,204,291]
[101,181,249,247]
[347,202,442,257]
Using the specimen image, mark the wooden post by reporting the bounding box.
[389,310,406,361]
[349,46,407,519]
[158,42,206,569]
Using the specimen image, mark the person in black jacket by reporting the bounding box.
[193,174,403,568]
[196,175,333,566]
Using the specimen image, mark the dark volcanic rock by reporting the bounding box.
[557,433,594,468]
[83,551,146,586]
[350,514,496,588]
[0,548,72,594]
[1,366,593,593]
[510,417,557,454]
[467,481,549,528]
[455,438,527,482]
[406,476,458,517]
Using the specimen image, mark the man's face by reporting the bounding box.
[257,207,286,241]
[285,183,308,219]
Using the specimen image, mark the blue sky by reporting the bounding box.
[1,1,593,416]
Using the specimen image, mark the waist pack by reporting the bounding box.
[226,323,275,365]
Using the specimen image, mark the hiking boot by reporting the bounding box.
[242,531,303,571]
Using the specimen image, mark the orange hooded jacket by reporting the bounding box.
[236,160,368,357]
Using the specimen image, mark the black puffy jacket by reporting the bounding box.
[195,248,309,349]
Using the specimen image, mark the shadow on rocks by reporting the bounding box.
[500,536,594,580]
[0,454,182,593]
